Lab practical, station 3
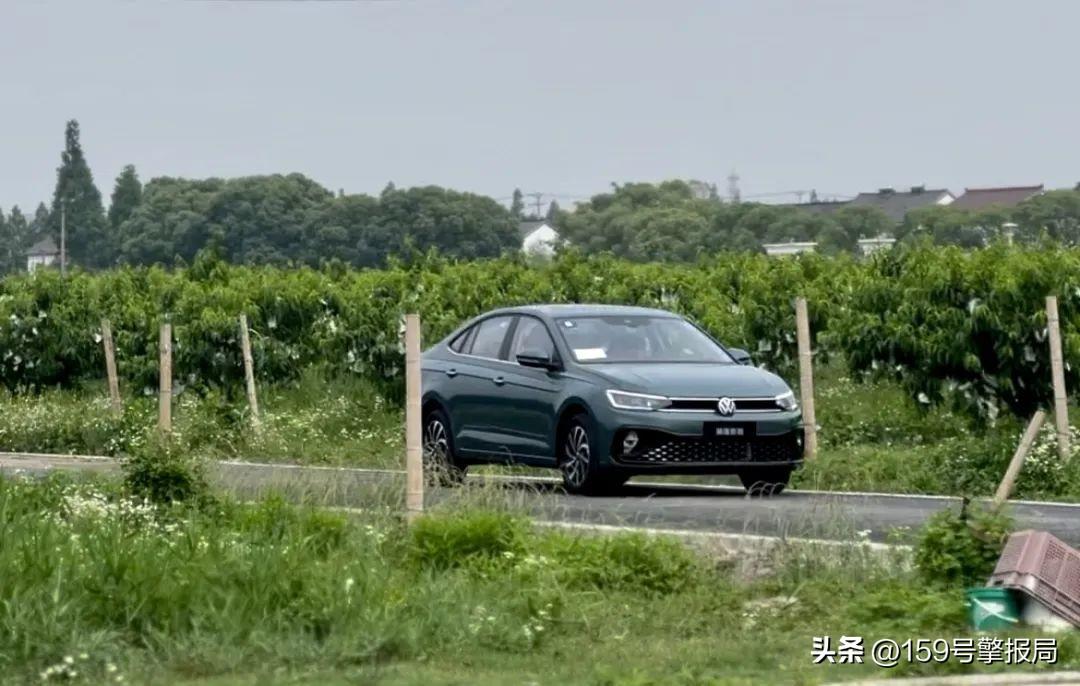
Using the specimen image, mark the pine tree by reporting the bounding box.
[510,188,525,218]
[5,206,30,274]
[0,210,8,274]
[30,202,49,237]
[108,164,143,229]
[48,120,109,268]
[546,199,561,223]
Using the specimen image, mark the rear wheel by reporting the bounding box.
[559,414,625,495]
[738,466,792,496]
[422,409,467,487]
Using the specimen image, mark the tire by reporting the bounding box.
[738,466,792,496]
[559,413,624,495]
[422,408,467,487]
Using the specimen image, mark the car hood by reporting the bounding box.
[584,363,791,397]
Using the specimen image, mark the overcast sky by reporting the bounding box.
[3,0,1079,213]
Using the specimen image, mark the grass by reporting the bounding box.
[3,472,1078,686]
[3,364,1080,502]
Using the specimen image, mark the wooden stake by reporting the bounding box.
[1046,296,1070,460]
[158,323,172,433]
[994,410,1046,506]
[405,313,424,521]
[795,297,818,460]
[238,314,261,431]
[101,318,121,415]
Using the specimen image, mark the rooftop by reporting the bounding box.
[951,185,1044,211]
[518,220,554,240]
[847,186,953,223]
[26,236,59,256]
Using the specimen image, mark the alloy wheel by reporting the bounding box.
[562,424,590,488]
[423,417,450,475]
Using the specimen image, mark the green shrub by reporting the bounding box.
[121,433,211,506]
[407,510,527,569]
[538,530,705,595]
[914,501,1013,587]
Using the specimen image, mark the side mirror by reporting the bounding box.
[516,349,560,371]
[729,347,753,365]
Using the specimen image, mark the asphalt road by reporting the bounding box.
[3,452,1080,545]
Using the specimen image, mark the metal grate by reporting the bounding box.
[987,530,1080,628]
[618,434,801,465]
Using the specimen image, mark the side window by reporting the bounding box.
[469,316,513,359]
[509,316,556,360]
[449,326,475,353]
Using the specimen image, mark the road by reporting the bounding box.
[3,452,1080,544]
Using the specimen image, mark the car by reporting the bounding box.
[420,304,805,495]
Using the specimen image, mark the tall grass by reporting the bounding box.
[4,474,1079,685]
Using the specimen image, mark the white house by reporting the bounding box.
[762,241,818,257]
[857,235,897,256]
[519,220,560,257]
[26,237,60,272]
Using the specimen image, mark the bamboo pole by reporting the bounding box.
[795,297,818,460]
[238,314,261,431]
[100,319,121,415]
[158,323,172,433]
[994,411,1046,506]
[405,313,424,521]
[1046,296,1070,460]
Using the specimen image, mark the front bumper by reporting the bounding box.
[593,406,804,473]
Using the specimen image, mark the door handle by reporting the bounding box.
[492,376,505,386]
[444,368,457,378]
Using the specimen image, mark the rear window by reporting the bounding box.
[449,326,476,353]
[468,316,513,359]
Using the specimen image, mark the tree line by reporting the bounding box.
[6,120,1080,274]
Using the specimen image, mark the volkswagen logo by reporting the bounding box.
[716,397,736,416]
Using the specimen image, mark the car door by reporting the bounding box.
[448,315,515,457]
[494,315,563,463]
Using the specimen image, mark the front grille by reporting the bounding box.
[616,432,802,465]
[666,397,781,412]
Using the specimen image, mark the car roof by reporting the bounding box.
[483,303,680,319]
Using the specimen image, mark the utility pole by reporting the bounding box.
[60,199,67,278]
[526,192,545,219]
[727,170,741,203]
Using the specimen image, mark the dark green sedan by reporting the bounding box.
[421,304,804,495]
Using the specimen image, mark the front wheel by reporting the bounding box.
[423,409,467,487]
[559,414,625,495]
[738,466,792,496]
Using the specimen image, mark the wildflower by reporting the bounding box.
[344,577,355,594]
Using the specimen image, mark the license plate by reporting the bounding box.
[704,422,756,438]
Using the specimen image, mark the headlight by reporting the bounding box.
[606,390,671,411]
[775,390,798,411]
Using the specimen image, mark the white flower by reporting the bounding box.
[344,577,355,594]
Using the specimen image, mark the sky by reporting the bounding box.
[2,0,1079,214]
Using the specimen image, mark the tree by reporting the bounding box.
[29,203,49,237]
[1012,190,1080,245]
[108,164,143,229]
[510,188,525,219]
[1,207,30,274]
[48,120,110,268]
[546,199,561,223]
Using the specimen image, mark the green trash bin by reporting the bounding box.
[966,587,1020,631]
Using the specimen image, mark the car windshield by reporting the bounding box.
[555,316,734,364]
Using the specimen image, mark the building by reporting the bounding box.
[846,186,954,224]
[518,220,559,257]
[857,235,897,256]
[951,185,1044,211]
[775,199,851,215]
[762,241,817,257]
[26,236,60,272]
